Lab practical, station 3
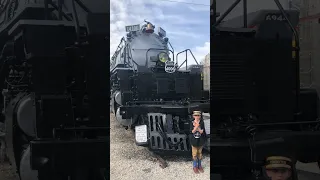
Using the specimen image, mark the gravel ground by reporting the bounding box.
[0,162,19,180]
[110,114,210,180]
[0,114,319,180]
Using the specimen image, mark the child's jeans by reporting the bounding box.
[192,145,203,168]
[191,145,203,160]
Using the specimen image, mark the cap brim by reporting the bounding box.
[265,164,291,169]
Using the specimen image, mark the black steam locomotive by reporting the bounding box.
[110,21,210,154]
[212,0,320,179]
[0,1,108,180]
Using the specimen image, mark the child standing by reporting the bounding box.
[189,110,206,173]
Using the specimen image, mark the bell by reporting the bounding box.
[145,23,154,33]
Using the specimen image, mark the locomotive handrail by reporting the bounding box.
[176,49,199,70]
[168,41,174,58]
[111,37,126,67]
[145,48,174,67]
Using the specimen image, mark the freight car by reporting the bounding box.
[212,0,320,179]
[0,0,108,180]
[110,21,210,154]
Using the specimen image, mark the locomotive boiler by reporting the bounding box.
[110,21,210,154]
[0,0,108,180]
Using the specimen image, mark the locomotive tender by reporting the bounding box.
[211,0,320,179]
[0,0,108,180]
[110,21,210,154]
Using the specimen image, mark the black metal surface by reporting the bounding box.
[30,138,109,170]
[149,134,190,152]
[120,103,210,118]
[299,88,319,122]
[4,93,27,173]
[147,113,190,152]
[0,1,110,178]
[212,21,297,124]
[133,72,203,101]
[273,0,301,116]
[255,20,296,123]
[36,95,74,138]
[211,1,320,179]
[211,29,256,115]
[86,13,108,35]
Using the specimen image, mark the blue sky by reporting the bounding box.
[110,0,210,65]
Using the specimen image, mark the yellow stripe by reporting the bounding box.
[292,38,296,58]
[266,164,291,169]
[266,156,292,162]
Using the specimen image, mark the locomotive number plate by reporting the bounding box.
[164,61,176,73]
[265,14,287,21]
[125,24,140,32]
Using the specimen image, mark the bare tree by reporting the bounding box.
[289,0,301,10]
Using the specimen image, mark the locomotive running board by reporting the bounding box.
[147,113,191,153]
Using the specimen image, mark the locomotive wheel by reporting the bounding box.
[19,146,38,180]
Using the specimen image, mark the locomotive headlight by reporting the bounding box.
[158,52,169,63]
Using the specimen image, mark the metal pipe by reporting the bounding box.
[243,0,247,27]
[75,0,92,13]
[185,51,187,70]
[212,0,217,24]
[213,0,242,27]
[71,0,81,42]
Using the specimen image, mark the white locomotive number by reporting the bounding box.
[265,14,286,21]
[125,24,140,32]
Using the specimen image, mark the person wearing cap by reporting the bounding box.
[189,110,206,174]
[263,156,293,180]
